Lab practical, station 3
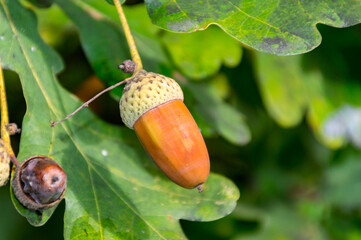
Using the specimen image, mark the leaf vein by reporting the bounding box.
[225,0,280,31]
[4,35,15,63]
[89,166,104,240]
[91,164,168,239]
[92,161,231,203]
[172,0,198,28]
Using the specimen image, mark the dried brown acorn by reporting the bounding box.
[12,156,67,210]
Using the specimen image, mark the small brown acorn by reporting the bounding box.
[12,156,67,210]
[0,139,10,187]
[120,70,210,191]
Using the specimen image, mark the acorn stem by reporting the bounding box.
[50,77,131,127]
[0,59,19,167]
[113,0,143,73]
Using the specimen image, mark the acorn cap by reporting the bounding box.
[0,139,10,186]
[119,70,184,129]
[12,156,66,211]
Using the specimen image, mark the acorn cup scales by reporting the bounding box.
[0,139,10,186]
[120,70,210,190]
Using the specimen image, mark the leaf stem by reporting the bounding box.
[50,77,131,127]
[113,0,142,73]
[0,60,19,167]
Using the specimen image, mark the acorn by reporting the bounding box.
[0,139,10,187]
[120,70,210,191]
[12,156,67,210]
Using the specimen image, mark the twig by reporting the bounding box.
[0,59,19,167]
[113,0,143,72]
[50,77,131,127]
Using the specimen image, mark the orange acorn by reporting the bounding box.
[119,70,210,191]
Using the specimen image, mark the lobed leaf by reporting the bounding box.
[144,0,361,55]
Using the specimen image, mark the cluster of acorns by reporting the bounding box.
[3,63,210,211]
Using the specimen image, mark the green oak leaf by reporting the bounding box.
[162,26,242,79]
[0,0,239,238]
[253,53,315,127]
[144,0,361,55]
[254,52,361,149]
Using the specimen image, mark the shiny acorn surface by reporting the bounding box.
[120,71,210,190]
[12,156,67,210]
[134,100,210,189]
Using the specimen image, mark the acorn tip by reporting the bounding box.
[197,185,203,193]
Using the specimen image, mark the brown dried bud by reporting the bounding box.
[6,123,21,135]
[12,156,67,210]
[118,60,136,73]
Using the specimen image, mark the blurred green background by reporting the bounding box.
[1,1,361,239]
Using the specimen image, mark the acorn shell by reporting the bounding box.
[134,100,210,189]
[12,156,66,211]
[0,139,10,187]
[119,70,183,129]
[119,70,210,190]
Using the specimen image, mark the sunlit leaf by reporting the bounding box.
[253,53,313,127]
[145,0,361,55]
